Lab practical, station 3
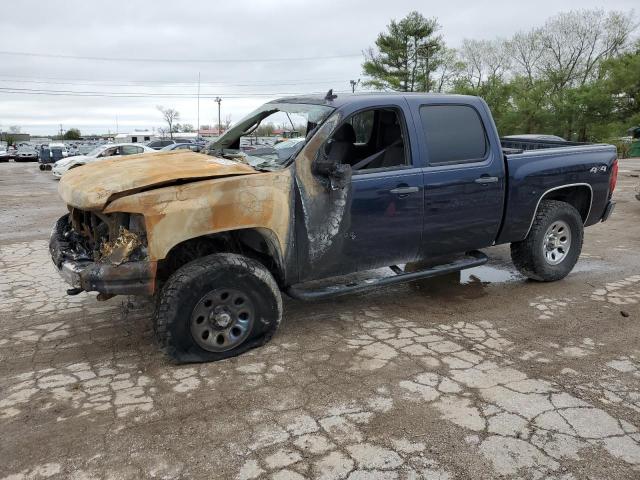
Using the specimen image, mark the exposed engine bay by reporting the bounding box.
[64,208,148,266]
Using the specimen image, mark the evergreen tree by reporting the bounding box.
[362,12,444,92]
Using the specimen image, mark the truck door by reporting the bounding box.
[294,103,424,282]
[345,106,424,272]
[411,101,505,256]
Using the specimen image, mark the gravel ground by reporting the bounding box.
[1,160,640,480]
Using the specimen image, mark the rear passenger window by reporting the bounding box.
[420,105,487,166]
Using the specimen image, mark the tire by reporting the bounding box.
[510,200,583,282]
[154,253,283,363]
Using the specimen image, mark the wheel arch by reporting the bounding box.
[524,184,592,238]
[156,227,286,288]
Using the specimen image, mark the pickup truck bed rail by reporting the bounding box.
[501,137,588,154]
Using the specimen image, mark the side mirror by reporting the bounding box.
[313,139,336,177]
[313,138,351,190]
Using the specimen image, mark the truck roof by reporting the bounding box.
[268,92,480,108]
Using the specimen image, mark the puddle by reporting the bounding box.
[460,265,521,284]
[409,264,522,299]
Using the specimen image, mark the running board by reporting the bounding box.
[286,250,488,301]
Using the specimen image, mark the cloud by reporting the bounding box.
[0,0,636,135]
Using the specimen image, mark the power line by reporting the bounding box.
[0,77,352,89]
[0,86,354,99]
[0,50,361,64]
[0,72,355,86]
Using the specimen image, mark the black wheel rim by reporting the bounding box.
[190,288,255,352]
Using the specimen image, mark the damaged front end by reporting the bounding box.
[49,210,156,297]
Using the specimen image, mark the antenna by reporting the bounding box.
[325,89,337,101]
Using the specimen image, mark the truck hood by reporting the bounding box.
[58,150,258,210]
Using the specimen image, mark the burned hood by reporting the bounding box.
[58,150,258,210]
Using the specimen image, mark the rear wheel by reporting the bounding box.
[154,253,282,363]
[510,200,583,282]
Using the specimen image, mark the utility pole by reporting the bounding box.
[214,97,222,137]
[350,79,360,93]
[59,124,63,139]
[116,115,119,135]
[197,72,200,138]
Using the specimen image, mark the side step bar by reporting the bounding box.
[286,250,488,301]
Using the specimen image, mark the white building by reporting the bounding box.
[114,130,157,144]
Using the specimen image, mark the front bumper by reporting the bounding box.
[49,215,156,296]
[601,201,616,222]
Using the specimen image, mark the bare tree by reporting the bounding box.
[8,125,21,134]
[157,106,180,139]
[538,9,635,91]
[433,48,465,92]
[508,29,546,85]
[459,39,511,88]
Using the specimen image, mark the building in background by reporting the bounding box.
[113,130,157,143]
[0,132,30,143]
[198,128,225,139]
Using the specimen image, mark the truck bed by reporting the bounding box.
[497,140,617,245]
[500,137,587,154]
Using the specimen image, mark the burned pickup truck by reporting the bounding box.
[50,93,618,363]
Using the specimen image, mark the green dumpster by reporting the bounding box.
[629,127,640,158]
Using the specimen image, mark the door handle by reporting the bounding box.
[389,186,419,195]
[474,176,499,184]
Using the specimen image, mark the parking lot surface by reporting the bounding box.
[1,161,640,479]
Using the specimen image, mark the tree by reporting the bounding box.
[180,123,195,133]
[362,11,445,92]
[63,128,81,140]
[223,114,232,131]
[433,48,465,93]
[157,106,180,139]
[538,9,634,91]
[8,125,21,134]
[508,29,546,86]
[458,39,511,89]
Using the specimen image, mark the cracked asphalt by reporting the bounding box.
[1,160,640,480]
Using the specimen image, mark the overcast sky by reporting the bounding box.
[0,0,636,136]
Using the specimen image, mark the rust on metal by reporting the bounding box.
[99,226,142,265]
[103,169,294,262]
[58,150,258,211]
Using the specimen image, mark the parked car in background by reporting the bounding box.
[52,143,154,178]
[0,148,10,162]
[503,134,567,142]
[6,146,18,160]
[14,146,39,162]
[147,138,193,150]
[160,143,199,152]
[243,137,306,163]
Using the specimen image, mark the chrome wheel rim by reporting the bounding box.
[543,220,571,266]
[190,288,254,352]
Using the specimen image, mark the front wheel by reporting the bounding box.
[510,200,584,282]
[154,253,283,363]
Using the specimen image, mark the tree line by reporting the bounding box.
[362,9,639,153]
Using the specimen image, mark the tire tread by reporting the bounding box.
[153,253,282,363]
[510,200,583,282]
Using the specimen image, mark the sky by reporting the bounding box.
[0,0,637,136]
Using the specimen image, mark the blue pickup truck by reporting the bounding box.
[50,92,618,362]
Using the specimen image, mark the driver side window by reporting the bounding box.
[328,108,409,173]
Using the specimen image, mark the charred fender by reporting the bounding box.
[103,170,295,266]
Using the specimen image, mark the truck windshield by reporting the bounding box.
[209,102,334,171]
